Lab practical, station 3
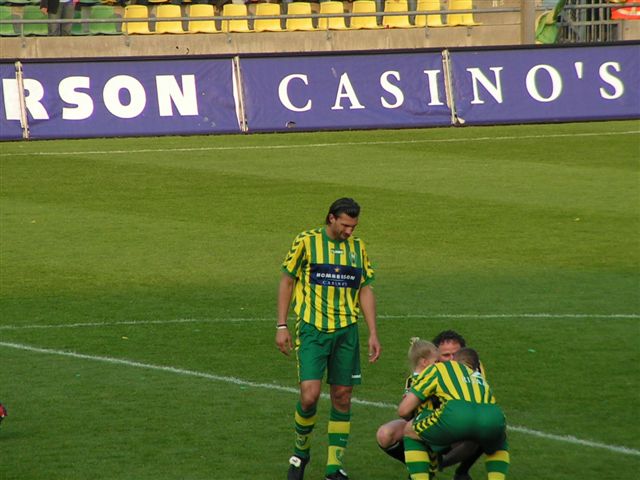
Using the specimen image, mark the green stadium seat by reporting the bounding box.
[89,4,121,35]
[0,5,18,36]
[21,5,48,36]
[71,9,90,35]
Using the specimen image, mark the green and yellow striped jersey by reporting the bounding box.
[410,361,496,412]
[282,227,375,332]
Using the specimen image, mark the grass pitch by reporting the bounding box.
[1,120,639,479]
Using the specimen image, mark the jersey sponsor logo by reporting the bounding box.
[331,248,344,255]
[310,264,361,289]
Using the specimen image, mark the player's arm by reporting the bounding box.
[359,284,380,362]
[275,272,295,355]
[398,391,421,420]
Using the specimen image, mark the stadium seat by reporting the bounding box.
[221,3,251,33]
[415,0,444,27]
[0,5,18,36]
[187,4,218,33]
[286,2,315,31]
[21,5,48,36]
[349,0,379,29]
[383,0,412,28]
[89,4,120,35]
[318,1,347,30]
[123,5,151,34]
[253,2,282,32]
[155,4,185,34]
[71,9,90,35]
[446,0,480,26]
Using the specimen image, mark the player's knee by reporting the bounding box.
[376,424,394,447]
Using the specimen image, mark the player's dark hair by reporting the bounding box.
[432,330,467,348]
[326,197,360,224]
[454,347,481,372]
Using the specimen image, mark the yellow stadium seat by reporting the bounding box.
[446,0,480,26]
[349,0,379,29]
[155,5,185,34]
[123,5,151,34]
[188,4,219,33]
[415,0,444,27]
[221,3,252,33]
[286,2,315,31]
[383,0,412,28]
[254,3,283,32]
[318,1,347,30]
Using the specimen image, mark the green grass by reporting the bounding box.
[1,121,639,479]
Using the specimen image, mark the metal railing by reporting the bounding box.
[559,1,640,42]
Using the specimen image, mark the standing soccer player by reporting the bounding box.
[275,197,381,480]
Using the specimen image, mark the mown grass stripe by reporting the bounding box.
[1,340,638,458]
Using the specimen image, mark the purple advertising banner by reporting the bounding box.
[240,53,452,132]
[0,63,25,141]
[449,44,640,124]
[0,58,240,140]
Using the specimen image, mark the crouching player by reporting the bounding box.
[398,346,510,480]
[377,330,484,479]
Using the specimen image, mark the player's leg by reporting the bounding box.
[324,323,361,479]
[440,440,482,479]
[288,321,331,480]
[484,438,509,480]
[376,418,409,463]
[477,404,510,480]
[402,421,434,480]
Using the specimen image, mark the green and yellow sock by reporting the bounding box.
[326,407,350,475]
[485,449,510,480]
[293,401,317,459]
[403,436,431,480]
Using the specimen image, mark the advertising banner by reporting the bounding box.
[0,63,25,141]
[0,58,240,140]
[240,53,452,132]
[449,44,640,124]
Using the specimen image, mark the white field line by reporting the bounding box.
[1,340,638,458]
[0,313,638,331]
[1,130,638,158]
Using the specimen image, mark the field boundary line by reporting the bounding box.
[1,313,638,331]
[1,340,638,458]
[1,130,638,158]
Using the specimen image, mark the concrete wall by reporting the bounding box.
[0,24,522,60]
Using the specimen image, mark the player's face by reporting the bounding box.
[437,340,462,362]
[327,213,359,241]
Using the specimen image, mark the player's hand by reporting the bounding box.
[275,328,293,356]
[368,334,381,363]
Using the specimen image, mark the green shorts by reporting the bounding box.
[295,320,361,385]
[413,400,507,454]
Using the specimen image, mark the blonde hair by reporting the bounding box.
[408,337,438,371]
